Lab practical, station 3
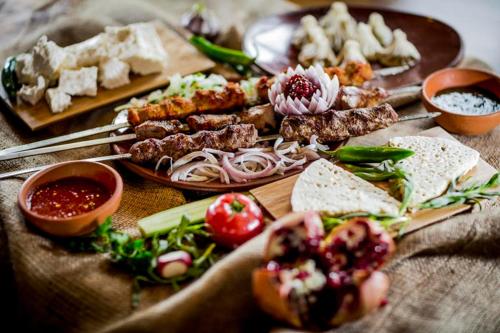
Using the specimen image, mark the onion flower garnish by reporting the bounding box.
[269,64,339,115]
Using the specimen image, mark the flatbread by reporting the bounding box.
[388,136,480,206]
[291,159,401,216]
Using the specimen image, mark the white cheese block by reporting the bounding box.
[58,67,98,96]
[45,88,72,113]
[17,75,47,105]
[291,159,401,216]
[388,136,480,206]
[32,35,76,80]
[98,57,130,89]
[65,34,106,67]
[15,53,37,85]
[104,22,168,75]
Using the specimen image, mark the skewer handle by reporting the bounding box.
[0,134,136,162]
[0,122,130,155]
[0,154,132,180]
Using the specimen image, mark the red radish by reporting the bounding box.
[156,251,192,279]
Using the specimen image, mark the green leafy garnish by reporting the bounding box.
[419,172,500,210]
[65,216,218,308]
[321,212,409,233]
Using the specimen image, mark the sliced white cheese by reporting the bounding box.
[58,67,98,96]
[292,159,401,216]
[15,53,37,85]
[98,57,130,89]
[17,75,47,105]
[64,34,106,67]
[32,35,76,80]
[104,22,168,75]
[388,136,480,206]
[45,88,71,113]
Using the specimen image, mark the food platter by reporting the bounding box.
[243,6,463,89]
[110,110,344,192]
[0,22,215,131]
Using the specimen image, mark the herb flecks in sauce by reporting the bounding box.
[28,177,111,218]
[432,87,499,116]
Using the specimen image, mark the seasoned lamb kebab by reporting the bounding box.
[135,120,189,140]
[280,103,398,143]
[134,104,277,140]
[130,124,258,164]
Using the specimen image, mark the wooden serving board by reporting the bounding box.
[0,21,215,131]
[250,127,498,235]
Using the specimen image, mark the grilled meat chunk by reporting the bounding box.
[279,103,398,143]
[239,104,277,133]
[128,96,196,126]
[134,120,189,140]
[325,61,374,87]
[334,86,388,110]
[127,82,246,126]
[186,114,240,131]
[130,124,258,163]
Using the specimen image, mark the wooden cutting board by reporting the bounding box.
[250,127,498,235]
[0,21,215,131]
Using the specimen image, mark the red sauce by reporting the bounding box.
[28,177,111,218]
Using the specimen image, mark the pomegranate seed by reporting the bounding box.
[284,74,318,100]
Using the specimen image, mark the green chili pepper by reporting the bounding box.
[189,35,255,67]
[324,146,414,163]
[2,56,19,101]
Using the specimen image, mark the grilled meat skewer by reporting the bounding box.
[127,82,246,126]
[280,103,398,143]
[134,104,277,140]
[135,120,189,140]
[130,124,258,164]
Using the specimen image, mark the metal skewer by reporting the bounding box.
[0,122,130,155]
[0,134,137,162]
[0,154,132,180]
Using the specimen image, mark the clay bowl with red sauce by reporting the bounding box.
[18,161,123,237]
[422,68,500,135]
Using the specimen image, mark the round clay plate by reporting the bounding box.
[110,111,344,192]
[243,6,464,89]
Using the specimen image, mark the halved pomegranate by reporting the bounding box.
[253,214,395,329]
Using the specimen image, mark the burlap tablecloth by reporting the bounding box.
[0,1,499,332]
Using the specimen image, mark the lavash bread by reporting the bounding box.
[291,159,400,215]
[388,136,480,207]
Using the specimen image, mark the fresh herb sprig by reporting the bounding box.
[66,216,218,307]
[419,172,500,210]
[344,160,414,214]
[321,212,410,233]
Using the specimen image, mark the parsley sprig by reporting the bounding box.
[66,216,218,307]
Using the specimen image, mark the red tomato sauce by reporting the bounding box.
[28,177,111,218]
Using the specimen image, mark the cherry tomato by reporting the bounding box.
[205,193,264,248]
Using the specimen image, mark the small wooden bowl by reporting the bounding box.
[422,68,500,135]
[18,161,123,237]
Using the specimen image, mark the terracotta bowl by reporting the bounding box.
[18,161,123,237]
[422,68,500,135]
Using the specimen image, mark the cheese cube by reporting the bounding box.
[99,57,130,89]
[65,34,106,67]
[45,88,72,113]
[58,67,98,96]
[15,53,37,85]
[17,75,47,105]
[32,35,76,80]
[104,23,168,75]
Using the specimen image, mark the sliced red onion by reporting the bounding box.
[171,151,218,173]
[154,155,173,174]
[222,154,279,182]
[202,148,235,158]
[171,162,230,184]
